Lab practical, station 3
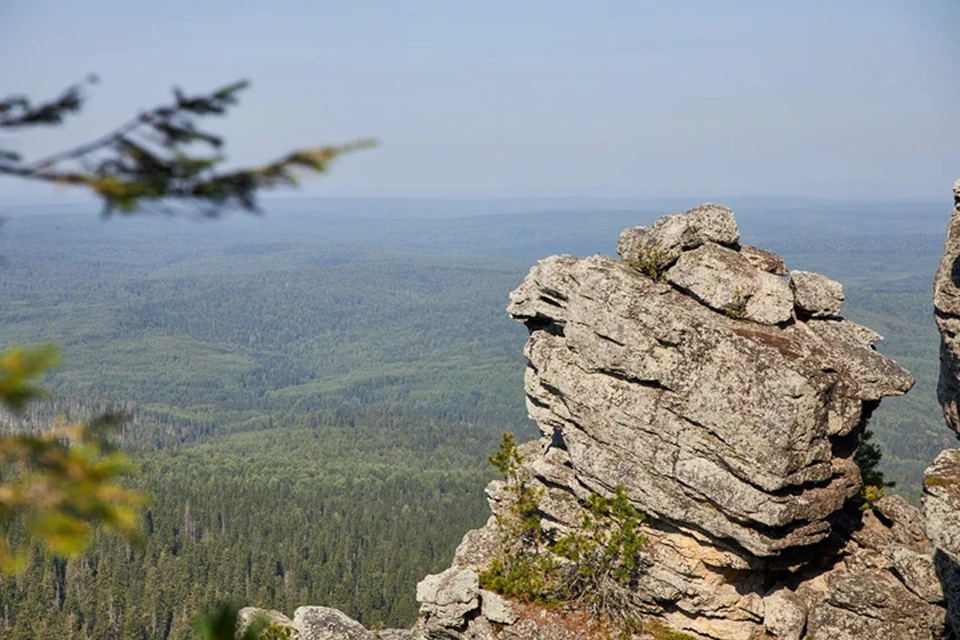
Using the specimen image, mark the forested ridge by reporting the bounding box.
[0,200,950,638]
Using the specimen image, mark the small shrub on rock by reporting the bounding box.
[854,429,894,509]
[480,433,648,632]
[258,623,292,640]
[552,485,647,621]
[481,433,561,602]
[723,287,749,320]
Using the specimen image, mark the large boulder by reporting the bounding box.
[293,607,374,640]
[237,606,395,640]
[508,241,912,557]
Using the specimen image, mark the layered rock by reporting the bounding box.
[508,204,912,559]
[925,178,960,638]
[933,178,960,433]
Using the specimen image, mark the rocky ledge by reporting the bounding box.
[245,189,960,640]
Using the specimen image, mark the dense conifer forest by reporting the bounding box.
[0,199,950,638]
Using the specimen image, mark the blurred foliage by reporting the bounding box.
[0,77,373,640]
[0,77,373,216]
[0,345,143,573]
[192,601,267,640]
[0,75,371,579]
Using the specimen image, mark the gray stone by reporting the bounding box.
[238,608,295,637]
[806,568,945,640]
[616,225,651,263]
[923,449,960,565]
[292,606,373,640]
[416,567,480,629]
[789,270,844,318]
[806,319,914,403]
[616,203,739,268]
[452,517,501,569]
[740,245,788,275]
[665,243,795,325]
[933,179,960,432]
[887,545,943,603]
[685,203,740,247]
[874,494,931,550]
[762,589,806,640]
[479,590,516,625]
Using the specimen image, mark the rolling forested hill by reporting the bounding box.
[0,197,950,638]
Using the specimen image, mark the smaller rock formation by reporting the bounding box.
[933,178,960,433]
[237,606,410,640]
[416,566,481,629]
[616,204,739,268]
[789,271,845,318]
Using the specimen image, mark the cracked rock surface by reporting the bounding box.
[507,207,912,558]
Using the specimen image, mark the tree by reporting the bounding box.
[0,78,372,572]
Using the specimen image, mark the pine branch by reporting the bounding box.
[0,79,375,216]
[0,76,96,129]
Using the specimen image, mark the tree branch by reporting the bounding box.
[0,79,375,215]
[25,113,145,172]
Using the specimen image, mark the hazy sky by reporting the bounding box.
[1,1,958,199]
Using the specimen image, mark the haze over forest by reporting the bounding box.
[1,1,959,639]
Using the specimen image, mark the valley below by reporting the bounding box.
[0,196,950,638]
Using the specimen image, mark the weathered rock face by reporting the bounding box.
[508,205,912,559]
[414,202,941,640]
[925,179,960,639]
[933,178,960,434]
[665,243,795,324]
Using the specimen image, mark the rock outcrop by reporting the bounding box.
[933,178,960,434]
[508,204,911,561]
[925,178,960,639]
[248,198,960,640]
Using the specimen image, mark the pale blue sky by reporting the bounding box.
[1,0,958,199]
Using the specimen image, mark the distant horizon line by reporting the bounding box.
[0,192,948,208]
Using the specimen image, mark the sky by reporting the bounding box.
[1,0,958,200]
